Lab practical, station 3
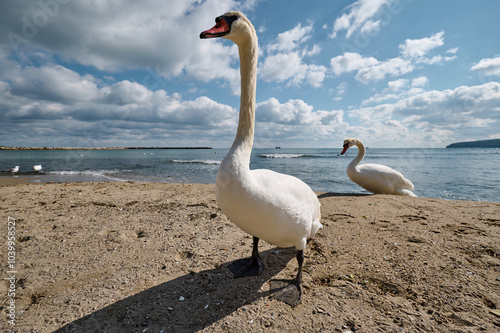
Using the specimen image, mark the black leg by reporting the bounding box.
[228,236,264,278]
[269,249,304,307]
[251,236,260,261]
[295,250,304,285]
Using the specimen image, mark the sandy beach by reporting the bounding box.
[0,180,499,332]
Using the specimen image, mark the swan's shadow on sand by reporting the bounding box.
[55,247,296,333]
[317,192,370,199]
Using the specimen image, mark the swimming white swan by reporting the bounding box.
[3,166,19,176]
[33,165,42,171]
[200,11,322,306]
[341,138,417,197]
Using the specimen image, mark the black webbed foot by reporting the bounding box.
[228,255,264,278]
[269,249,304,307]
[228,236,264,278]
[269,278,302,306]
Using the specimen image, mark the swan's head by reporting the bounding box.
[200,11,256,45]
[341,138,357,155]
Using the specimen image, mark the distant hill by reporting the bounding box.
[446,139,500,148]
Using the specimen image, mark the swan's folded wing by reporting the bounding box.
[253,169,319,215]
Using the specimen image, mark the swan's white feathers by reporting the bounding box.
[343,138,416,197]
[348,163,414,194]
[216,166,321,250]
[208,11,322,252]
[221,11,256,42]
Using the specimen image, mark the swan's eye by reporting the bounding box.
[224,15,239,26]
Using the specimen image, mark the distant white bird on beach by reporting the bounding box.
[200,11,322,306]
[341,138,417,197]
[3,166,19,176]
[33,165,42,171]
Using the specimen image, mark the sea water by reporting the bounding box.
[1,148,499,202]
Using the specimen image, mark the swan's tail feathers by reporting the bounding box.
[397,189,417,197]
[405,178,415,190]
[309,219,323,238]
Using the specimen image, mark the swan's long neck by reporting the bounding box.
[228,36,258,165]
[351,140,365,167]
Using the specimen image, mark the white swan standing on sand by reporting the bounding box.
[3,166,19,176]
[200,11,322,306]
[341,138,417,197]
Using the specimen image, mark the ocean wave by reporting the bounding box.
[260,153,305,159]
[172,159,221,165]
[259,153,340,159]
[48,170,122,177]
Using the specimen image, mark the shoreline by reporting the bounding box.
[2,175,499,204]
[0,181,499,332]
[0,176,29,186]
[0,174,122,186]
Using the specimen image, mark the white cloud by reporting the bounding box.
[332,0,395,38]
[353,82,500,144]
[0,61,239,146]
[399,31,445,59]
[306,65,327,88]
[257,98,312,124]
[0,0,249,84]
[387,79,408,92]
[411,76,429,87]
[360,19,381,35]
[330,52,414,83]
[1,62,235,127]
[157,95,236,126]
[7,64,99,104]
[416,55,440,64]
[360,76,427,106]
[267,23,313,53]
[186,43,240,92]
[302,44,322,57]
[256,97,345,127]
[259,52,305,82]
[470,56,500,76]
[330,52,378,76]
[260,22,326,87]
[355,57,413,83]
[0,59,341,148]
[254,98,347,145]
[331,32,454,83]
[99,80,153,106]
[336,82,348,95]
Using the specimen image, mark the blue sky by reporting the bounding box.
[0,0,499,148]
